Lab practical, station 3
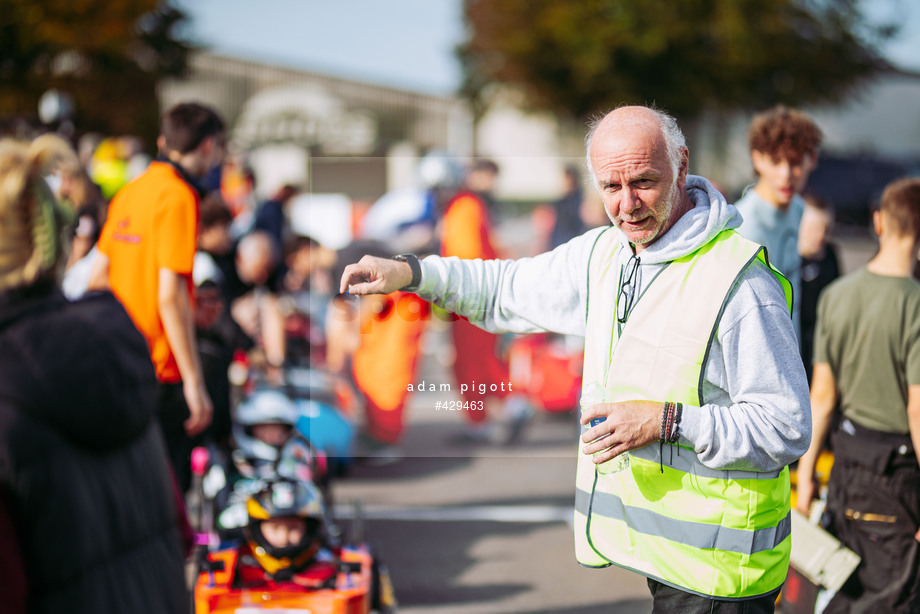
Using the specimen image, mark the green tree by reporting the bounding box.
[459,0,897,121]
[0,0,193,146]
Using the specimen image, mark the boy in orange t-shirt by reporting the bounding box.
[90,102,224,491]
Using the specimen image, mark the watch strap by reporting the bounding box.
[392,253,421,291]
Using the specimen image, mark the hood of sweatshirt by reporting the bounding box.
[609,175,742,265]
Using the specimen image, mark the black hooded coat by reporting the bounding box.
[0,285,188,613]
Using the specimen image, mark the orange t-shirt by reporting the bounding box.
[440,192,498,260]
[98,161,198,383]
[352,292,430,411]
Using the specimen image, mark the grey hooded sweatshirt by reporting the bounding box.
[416,175,811,472]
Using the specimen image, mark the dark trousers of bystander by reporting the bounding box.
[647,580,780,613]
[824,424,920,613]
[156,381,192,493]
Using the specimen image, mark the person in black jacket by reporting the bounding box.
[798,192,839,379]
[0,135,188,613]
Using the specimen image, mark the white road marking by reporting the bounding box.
[333,504,574,526]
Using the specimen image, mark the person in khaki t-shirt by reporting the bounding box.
[797,178,920,613]
[812,269,920,433]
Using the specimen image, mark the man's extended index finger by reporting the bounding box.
[340,263,360,293]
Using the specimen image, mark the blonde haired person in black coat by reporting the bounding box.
[0,135,188,613]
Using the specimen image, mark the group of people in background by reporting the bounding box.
[0,96,918,614]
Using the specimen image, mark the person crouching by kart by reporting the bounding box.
[234,479,338,588]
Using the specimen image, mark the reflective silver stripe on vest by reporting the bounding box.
[628,442,782,481]
[575,488,791,555]
[578,428,783,481]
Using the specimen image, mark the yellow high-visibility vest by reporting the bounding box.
[574,227,794,600]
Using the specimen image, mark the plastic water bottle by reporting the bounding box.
[580,382,629,474]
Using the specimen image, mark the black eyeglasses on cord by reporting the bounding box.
[616,254,640,324]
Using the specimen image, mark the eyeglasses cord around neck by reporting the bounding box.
[616,254,640,324]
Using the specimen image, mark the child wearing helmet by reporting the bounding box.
[194,476,395,614]
[234,479,337,587]
[233,390,297,469]
[208,387,330,545]
[231,388,319,482]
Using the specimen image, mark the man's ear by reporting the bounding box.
[676,147,690,189]
[873,209,883,238]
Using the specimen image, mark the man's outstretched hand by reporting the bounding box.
[339,255,413,295]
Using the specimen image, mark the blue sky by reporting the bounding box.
[177,0,465,95]
[177,0,920,97]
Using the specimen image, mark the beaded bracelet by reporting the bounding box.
[659,401,674,473]
[660,401,674,442]
[669,403,683,444]
[666,403,674,438]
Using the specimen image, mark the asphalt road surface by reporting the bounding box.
[333,320,653,614]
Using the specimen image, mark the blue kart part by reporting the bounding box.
[283,367,355,474]
[295,398,354,475]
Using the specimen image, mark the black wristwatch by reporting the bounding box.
[392,254,421,291]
